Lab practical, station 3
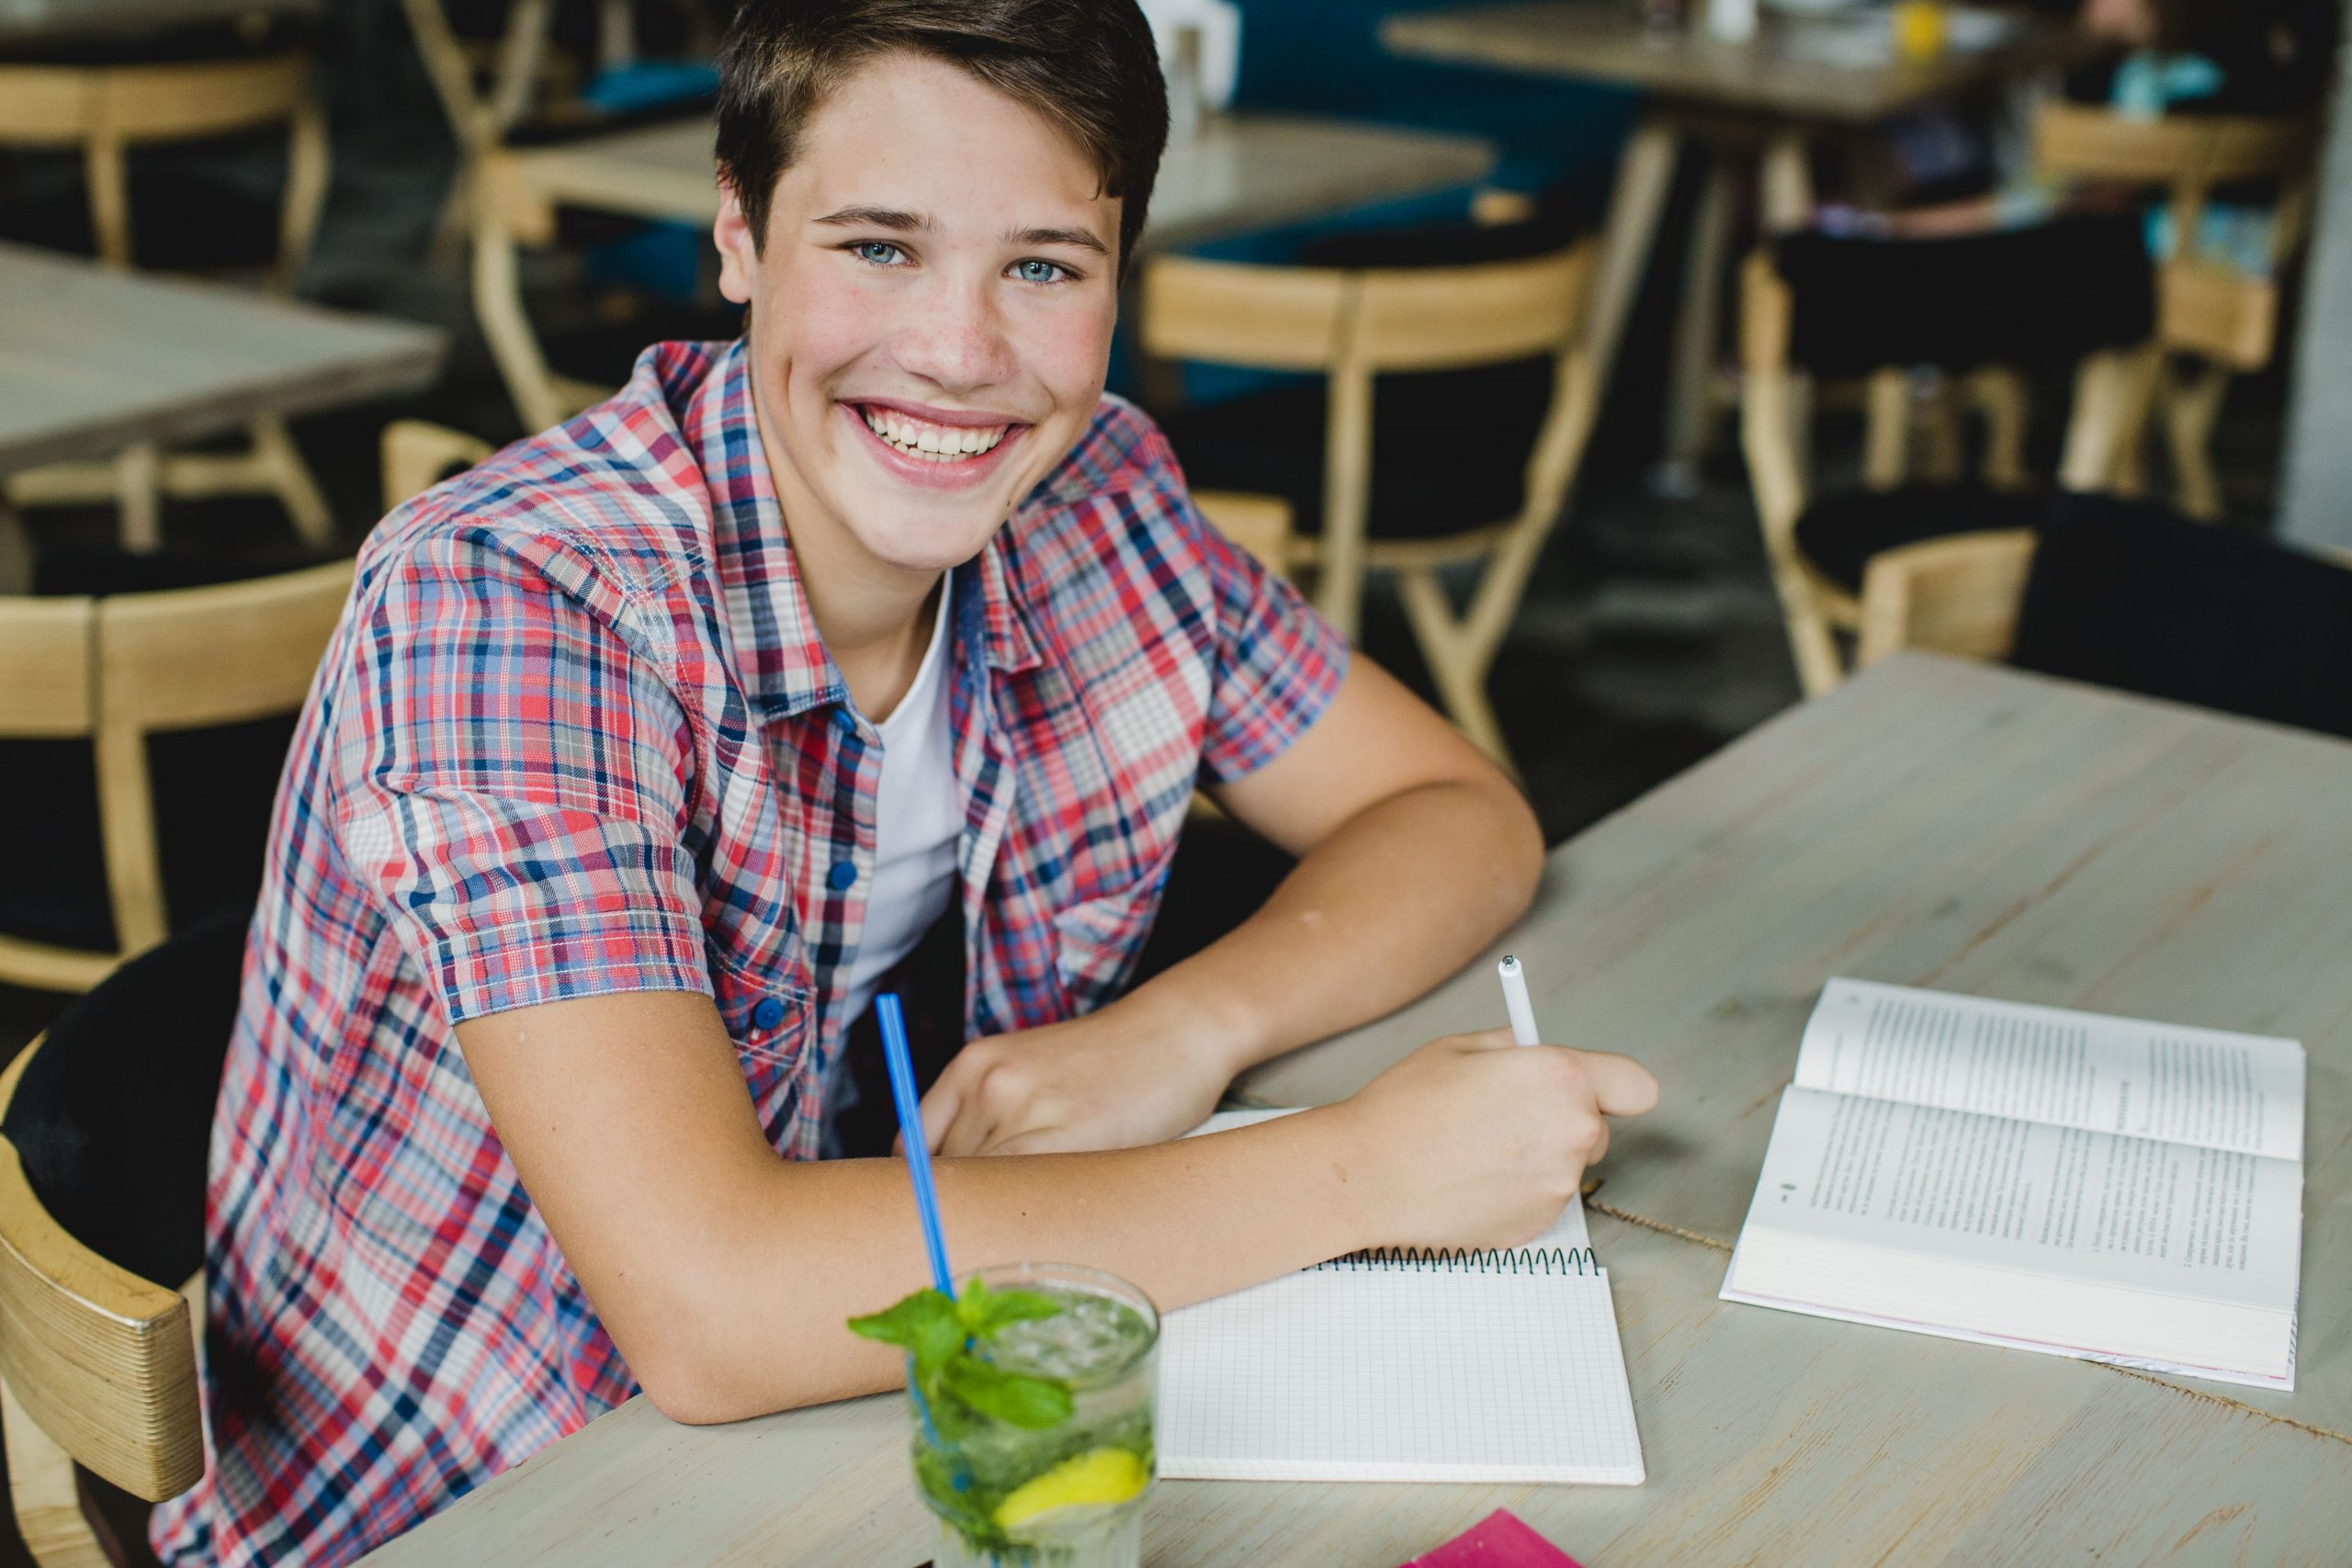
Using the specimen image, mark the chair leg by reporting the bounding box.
[1768,564,1843,699]
[1919,378,1963,485]
[81,128,134,272]
[2061,346,2158,492]
[250,416,334,544]
[1396,565,1513,770]
[2,1374,114,1568]
[1970,367,2030,491]
[474,213,574,434]
[2162,362,2231,521]
[116,444,162,555]
[1863,369,1909,490]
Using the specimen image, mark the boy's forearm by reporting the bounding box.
[1120,776,1543,1077]
[649,1105,1374,1421]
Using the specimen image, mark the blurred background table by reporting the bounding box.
[475,112,1498,429]
[0,243,445,588]
[0,0,314,46]
[354,652,2352,1568]
[1384,1,2086,490]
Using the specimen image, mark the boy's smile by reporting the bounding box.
[714,50,1123,592]
[841,396,1031,491]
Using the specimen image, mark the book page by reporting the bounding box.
[1792,978,2304,1161]
[1743,1086,2302,1310]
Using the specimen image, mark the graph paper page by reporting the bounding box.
[1159,1266,1642,1483]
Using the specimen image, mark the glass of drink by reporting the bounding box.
[908,1263,1159,1568]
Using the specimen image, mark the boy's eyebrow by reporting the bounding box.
[1006,225,1109,256]
[809,207,1108,257]
[811,205,930,231]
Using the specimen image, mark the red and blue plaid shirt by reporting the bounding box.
[153,338,1343,1567]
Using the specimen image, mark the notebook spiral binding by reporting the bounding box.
[1309,1245,1599,1277]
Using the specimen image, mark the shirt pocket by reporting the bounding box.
[710,951,815,1145]
[1051,836,1179,1014]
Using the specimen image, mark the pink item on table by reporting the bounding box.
[1402,1509,1585,1567]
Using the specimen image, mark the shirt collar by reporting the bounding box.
[683,338,1040,720]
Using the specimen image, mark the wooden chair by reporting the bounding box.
[0,1032,203,1568]
[0,560,352,991]
[1738,217,2153,697]
[1855,502,2352,750]
[382,418,497,512]
[0,39,334,548]
[1141,241,1599,762]
[2033,102,2319,519]
[1855,528,2040,671]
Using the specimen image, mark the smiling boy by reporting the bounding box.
[153,4,1656,1563]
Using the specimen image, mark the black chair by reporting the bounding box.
[0,908,247,1566]
[1854,493,2352,743]
[1740,213,2160,695]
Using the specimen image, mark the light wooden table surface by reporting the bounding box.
[490,111,1498,249]
[358,654,2352,1568]
[473,111,1497,430]
[1382,1,2083,487]
[1383,1,2073,125]
[0,243,444,591]
[0,244,446,477]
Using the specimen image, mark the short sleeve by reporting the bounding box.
[1191,496,1350,784]
[330,529,711,1023]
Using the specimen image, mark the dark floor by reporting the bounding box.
[0,39,2304,1568]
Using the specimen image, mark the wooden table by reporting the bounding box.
[0,244,445,587]
[1384,2,2085,488]
[356,653,2352,1567]
[0,0,314,46]
[473,112,1498,430]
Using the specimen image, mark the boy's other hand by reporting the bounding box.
[916,1010,1235,1156]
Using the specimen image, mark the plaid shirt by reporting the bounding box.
[153,338,1343,1567]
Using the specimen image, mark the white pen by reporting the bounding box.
[1497,953,1542,1047]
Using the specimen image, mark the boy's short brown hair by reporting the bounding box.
[716,0,1169,276]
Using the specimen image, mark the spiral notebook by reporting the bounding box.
[1158,1111,1645,1484]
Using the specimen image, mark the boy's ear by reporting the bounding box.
[714,176,760,306]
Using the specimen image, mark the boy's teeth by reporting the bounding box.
[859,405,1009,461]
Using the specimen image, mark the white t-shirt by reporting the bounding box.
[838,570,962,1032]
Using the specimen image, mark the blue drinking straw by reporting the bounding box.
[876,994,972,1495]
[876,993,956,1298]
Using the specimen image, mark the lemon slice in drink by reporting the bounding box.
[993,1448,1148,1532]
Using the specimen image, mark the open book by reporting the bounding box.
[1157,1109,1644,1484]
[1722,978,2304,1389]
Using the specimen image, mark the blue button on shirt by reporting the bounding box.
[751,996,786,1032]
[827,861,858,891]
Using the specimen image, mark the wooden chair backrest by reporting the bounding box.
[0,562,353,985]
[0,51,325,286]
[2033,101,2314,198]
[2034,102,2317,371]
[1192,491,1294,577]
[0,1038,201,1505]
[0,53,311,146]
[1141,246,1593,376]
[1855,529,2038,671]
[1141,243,1596,640]
[382,419,497,512]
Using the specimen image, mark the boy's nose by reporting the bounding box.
[892,280,1019,393]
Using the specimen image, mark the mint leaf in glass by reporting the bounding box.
[940,1353,1076,1429]
[849,1283,1074,1432]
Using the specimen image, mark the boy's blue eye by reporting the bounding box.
[854,242,906,265]
[1012,259,1069,285]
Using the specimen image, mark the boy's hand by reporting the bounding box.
[916,1010,1236,1156]
[1335,1029,1658,1252]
